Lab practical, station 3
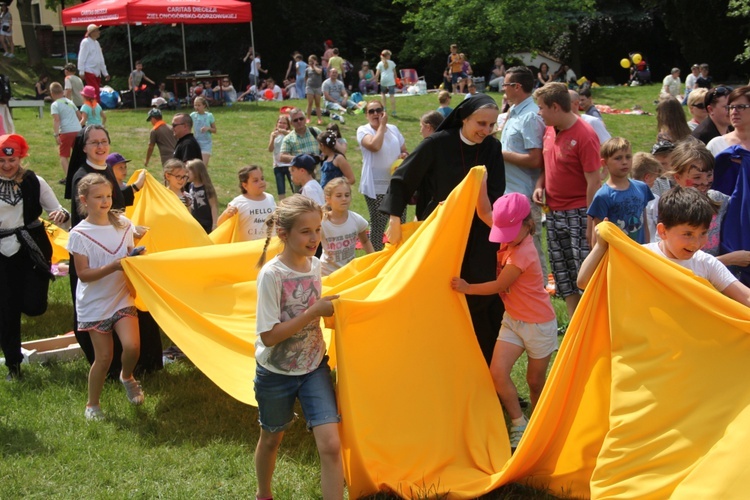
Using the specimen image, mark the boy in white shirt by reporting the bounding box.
[290,154,324,206]
[578,185,750,307]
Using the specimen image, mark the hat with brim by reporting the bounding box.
[489,192,531,243]
[106,152,131,168]
[291,154,316,173]
[146,108,162,121]
[80,85,97,99]
[86,24,100,34]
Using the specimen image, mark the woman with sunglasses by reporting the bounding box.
[379,94,506,365]
[64,125,153,379]
[687,88,708,131]
[356,100,407,251]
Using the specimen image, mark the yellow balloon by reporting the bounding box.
[620,58,631,69]
[632,53,643,64]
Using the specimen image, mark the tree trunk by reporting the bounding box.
[15,0,43,70]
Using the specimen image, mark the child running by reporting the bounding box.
[578,186,750,307]
[185,159,218,233]
[268,114,293,200]
[376,50,397,117]
[451,193,558,450]
[587,137,654,244]
[318,131,355,187]
[190,96,216,166]
[67,173,144,421]
[321,178,374,276]
[163,158,192,209]
[217,166,276,241]
[254,195,342,500]
[79,85,106,126]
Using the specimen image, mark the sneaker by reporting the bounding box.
[85,406,105,421]
[5,364,21,381]
[331,113,343,123]
[121,376,145,405]
[509,422,527,450]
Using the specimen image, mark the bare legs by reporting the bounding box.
[86,315,140,408]
[255,423,343,500]
[489,340,551,419]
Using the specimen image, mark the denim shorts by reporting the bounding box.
[254,355,340,433]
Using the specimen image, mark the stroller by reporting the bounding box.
[628,60,652,86]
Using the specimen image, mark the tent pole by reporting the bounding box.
[59,1,69,64]
[127,24,135,109]
[182,23,188,98]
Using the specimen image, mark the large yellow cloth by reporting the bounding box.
[123,167,750,498]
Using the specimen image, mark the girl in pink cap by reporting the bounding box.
[79,85,106,127]
[451,192,558,451]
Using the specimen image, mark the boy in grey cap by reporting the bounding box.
[145,107,176,167]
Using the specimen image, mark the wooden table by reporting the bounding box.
[165,74,229,101]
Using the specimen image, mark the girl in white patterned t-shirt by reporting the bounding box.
[253,194,342,500]
[67,173,144,421]
[321,177,374,276]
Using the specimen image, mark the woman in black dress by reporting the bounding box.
[0,134,69,379]
[64,126,162,377]
[379,94,506,364]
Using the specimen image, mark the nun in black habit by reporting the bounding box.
[379,94,506,364]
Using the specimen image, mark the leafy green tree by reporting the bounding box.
[729,0,750,62]
[395,0,594,64]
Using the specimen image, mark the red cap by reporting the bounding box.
[0,134,29,158]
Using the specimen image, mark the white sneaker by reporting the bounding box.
[121,376,145,405]
[85,406,105,421]
[6,53,13,58]
[509,422,527,450]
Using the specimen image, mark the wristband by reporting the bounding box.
[131,183,140,192]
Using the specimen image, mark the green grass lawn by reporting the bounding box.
[2,84,662,498]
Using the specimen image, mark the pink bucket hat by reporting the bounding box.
[489,192,531,243]
[80,85,97,99]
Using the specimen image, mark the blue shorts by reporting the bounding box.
[382,85,396,96]
[451,72,467,85]
[254,355,340,433]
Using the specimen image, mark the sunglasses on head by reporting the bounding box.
[367,107,384,115]
[706,86,733,106]
[691,102,706,109]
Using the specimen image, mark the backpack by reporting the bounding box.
[0,74,12,104]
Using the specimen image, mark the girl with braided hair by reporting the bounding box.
[253,194,342,500]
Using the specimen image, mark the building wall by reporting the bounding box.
[9,1,83,49]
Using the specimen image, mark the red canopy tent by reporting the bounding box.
[62,0,254,76]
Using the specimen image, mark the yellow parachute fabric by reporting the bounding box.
[43,219,70,263]
[122,166,750,498]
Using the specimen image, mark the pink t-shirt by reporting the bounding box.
[542,117,601,211]
[497,236,556,324]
